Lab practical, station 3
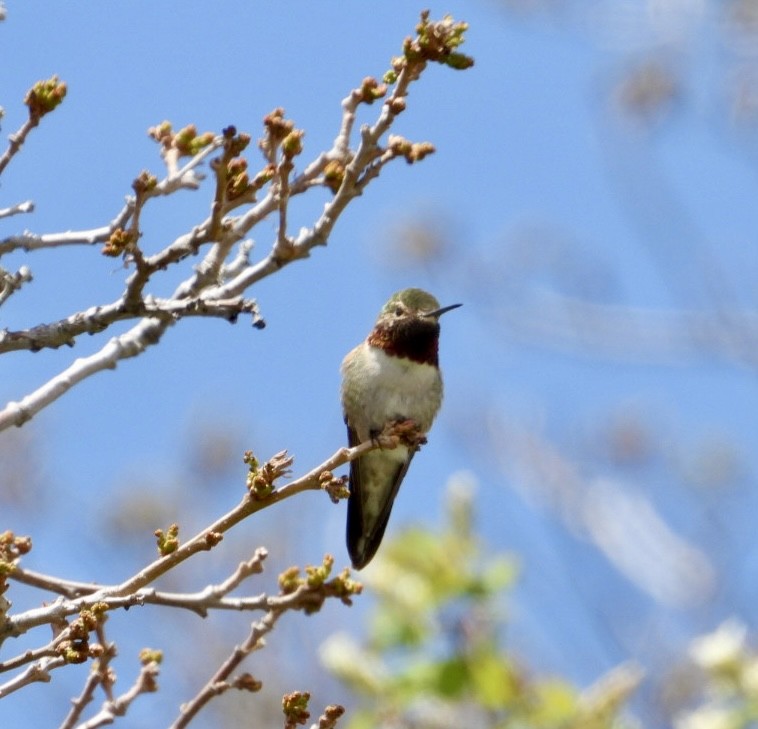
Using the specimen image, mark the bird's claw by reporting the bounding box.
[387,418,427,450]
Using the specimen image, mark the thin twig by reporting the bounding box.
[0,200,34,219]
[59,626,117,729]
[0,656,65,698]
[71,660,160,729]
[170,607,275,728]
[0,202,134,256]
[0,116,38,177]
[0,318,169,430]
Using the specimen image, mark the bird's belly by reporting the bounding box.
[353,349,441,438]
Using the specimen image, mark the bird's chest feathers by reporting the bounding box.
[352,346,441,431]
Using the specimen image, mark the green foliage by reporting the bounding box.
[322,476,640,728]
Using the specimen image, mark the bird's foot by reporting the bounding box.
[387,418,428,450]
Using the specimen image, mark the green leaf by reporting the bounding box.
[469,652,518,709]
[529,679,579,726]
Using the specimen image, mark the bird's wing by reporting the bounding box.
[345,423,414,569]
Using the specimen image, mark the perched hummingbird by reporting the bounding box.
[340,288,461,569]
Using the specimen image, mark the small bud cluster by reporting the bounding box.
[282,690,311,727]
[147,121,214,156]
[221,125,251,157]
[281,693,345,729]
[204,530,223,548]
[304,553,335,588]
[137,648,162,692]
[245,449,293,499]
[252,163,276,190]
[208,126,263,203]
[24,76,67,120]
[323,159,346,194]
[225,157,250,200]
[154,523,180,555]
[234,672,263,692]
[277,555,362,613]
[318,705,346,728]
[278,554,337,595]
[358,76,388,104]
[139,648,163,666]
[406,11,474,70]
[57,603,108,664]
[259,108,304,163]
[0,531,32,596]
[102,227,136,257]
[388,418,428,449]
[387,135,436,164]
[319,470,349,503]
[132,170,158,196]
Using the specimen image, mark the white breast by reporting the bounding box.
[342,345,442,441]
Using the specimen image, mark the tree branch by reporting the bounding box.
[0,116,38,177]
[71,658,160,729]
[1,434,391,649]
[1,20,471,431]
[58,625,117,729]
[0,200,34,220]
[0,201,134,256]
[0,318,169,429]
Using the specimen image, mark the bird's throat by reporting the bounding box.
[367,319,440,366]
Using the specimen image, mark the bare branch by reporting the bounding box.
[0,116,38,177]
[170,557,358,729]
[0,295,261,355]
[0,265,32,307]
[0,35,468,430]
[169,605,281,727]
[59,626,117,729]
[0,642,59,675]
[61,667,102,729]
[2,435,387,647]
[154,136,222,193]
[0,318,169,430]
[0,656,65,698]
[0,201,134,256]
[71,658,160,729]
[8,568,104,599]
[0,200,34,219]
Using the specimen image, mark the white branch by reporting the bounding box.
[1,23,459,432]
[0,265,32,307]
[154,136,222,193]
[0,201,133,255]
[0,319,169,430]
[0,656,65,698]
[71,660,160,729]
[0,200,34,219]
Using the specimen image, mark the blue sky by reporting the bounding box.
[2,2,758,726]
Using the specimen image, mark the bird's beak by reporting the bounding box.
[423,303,462,318]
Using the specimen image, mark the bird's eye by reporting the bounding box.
[394,306,404,316]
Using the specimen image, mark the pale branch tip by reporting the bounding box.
[0,200,34,219]
[0,78,66,178]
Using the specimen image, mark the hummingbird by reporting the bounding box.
[340,288,461,569]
